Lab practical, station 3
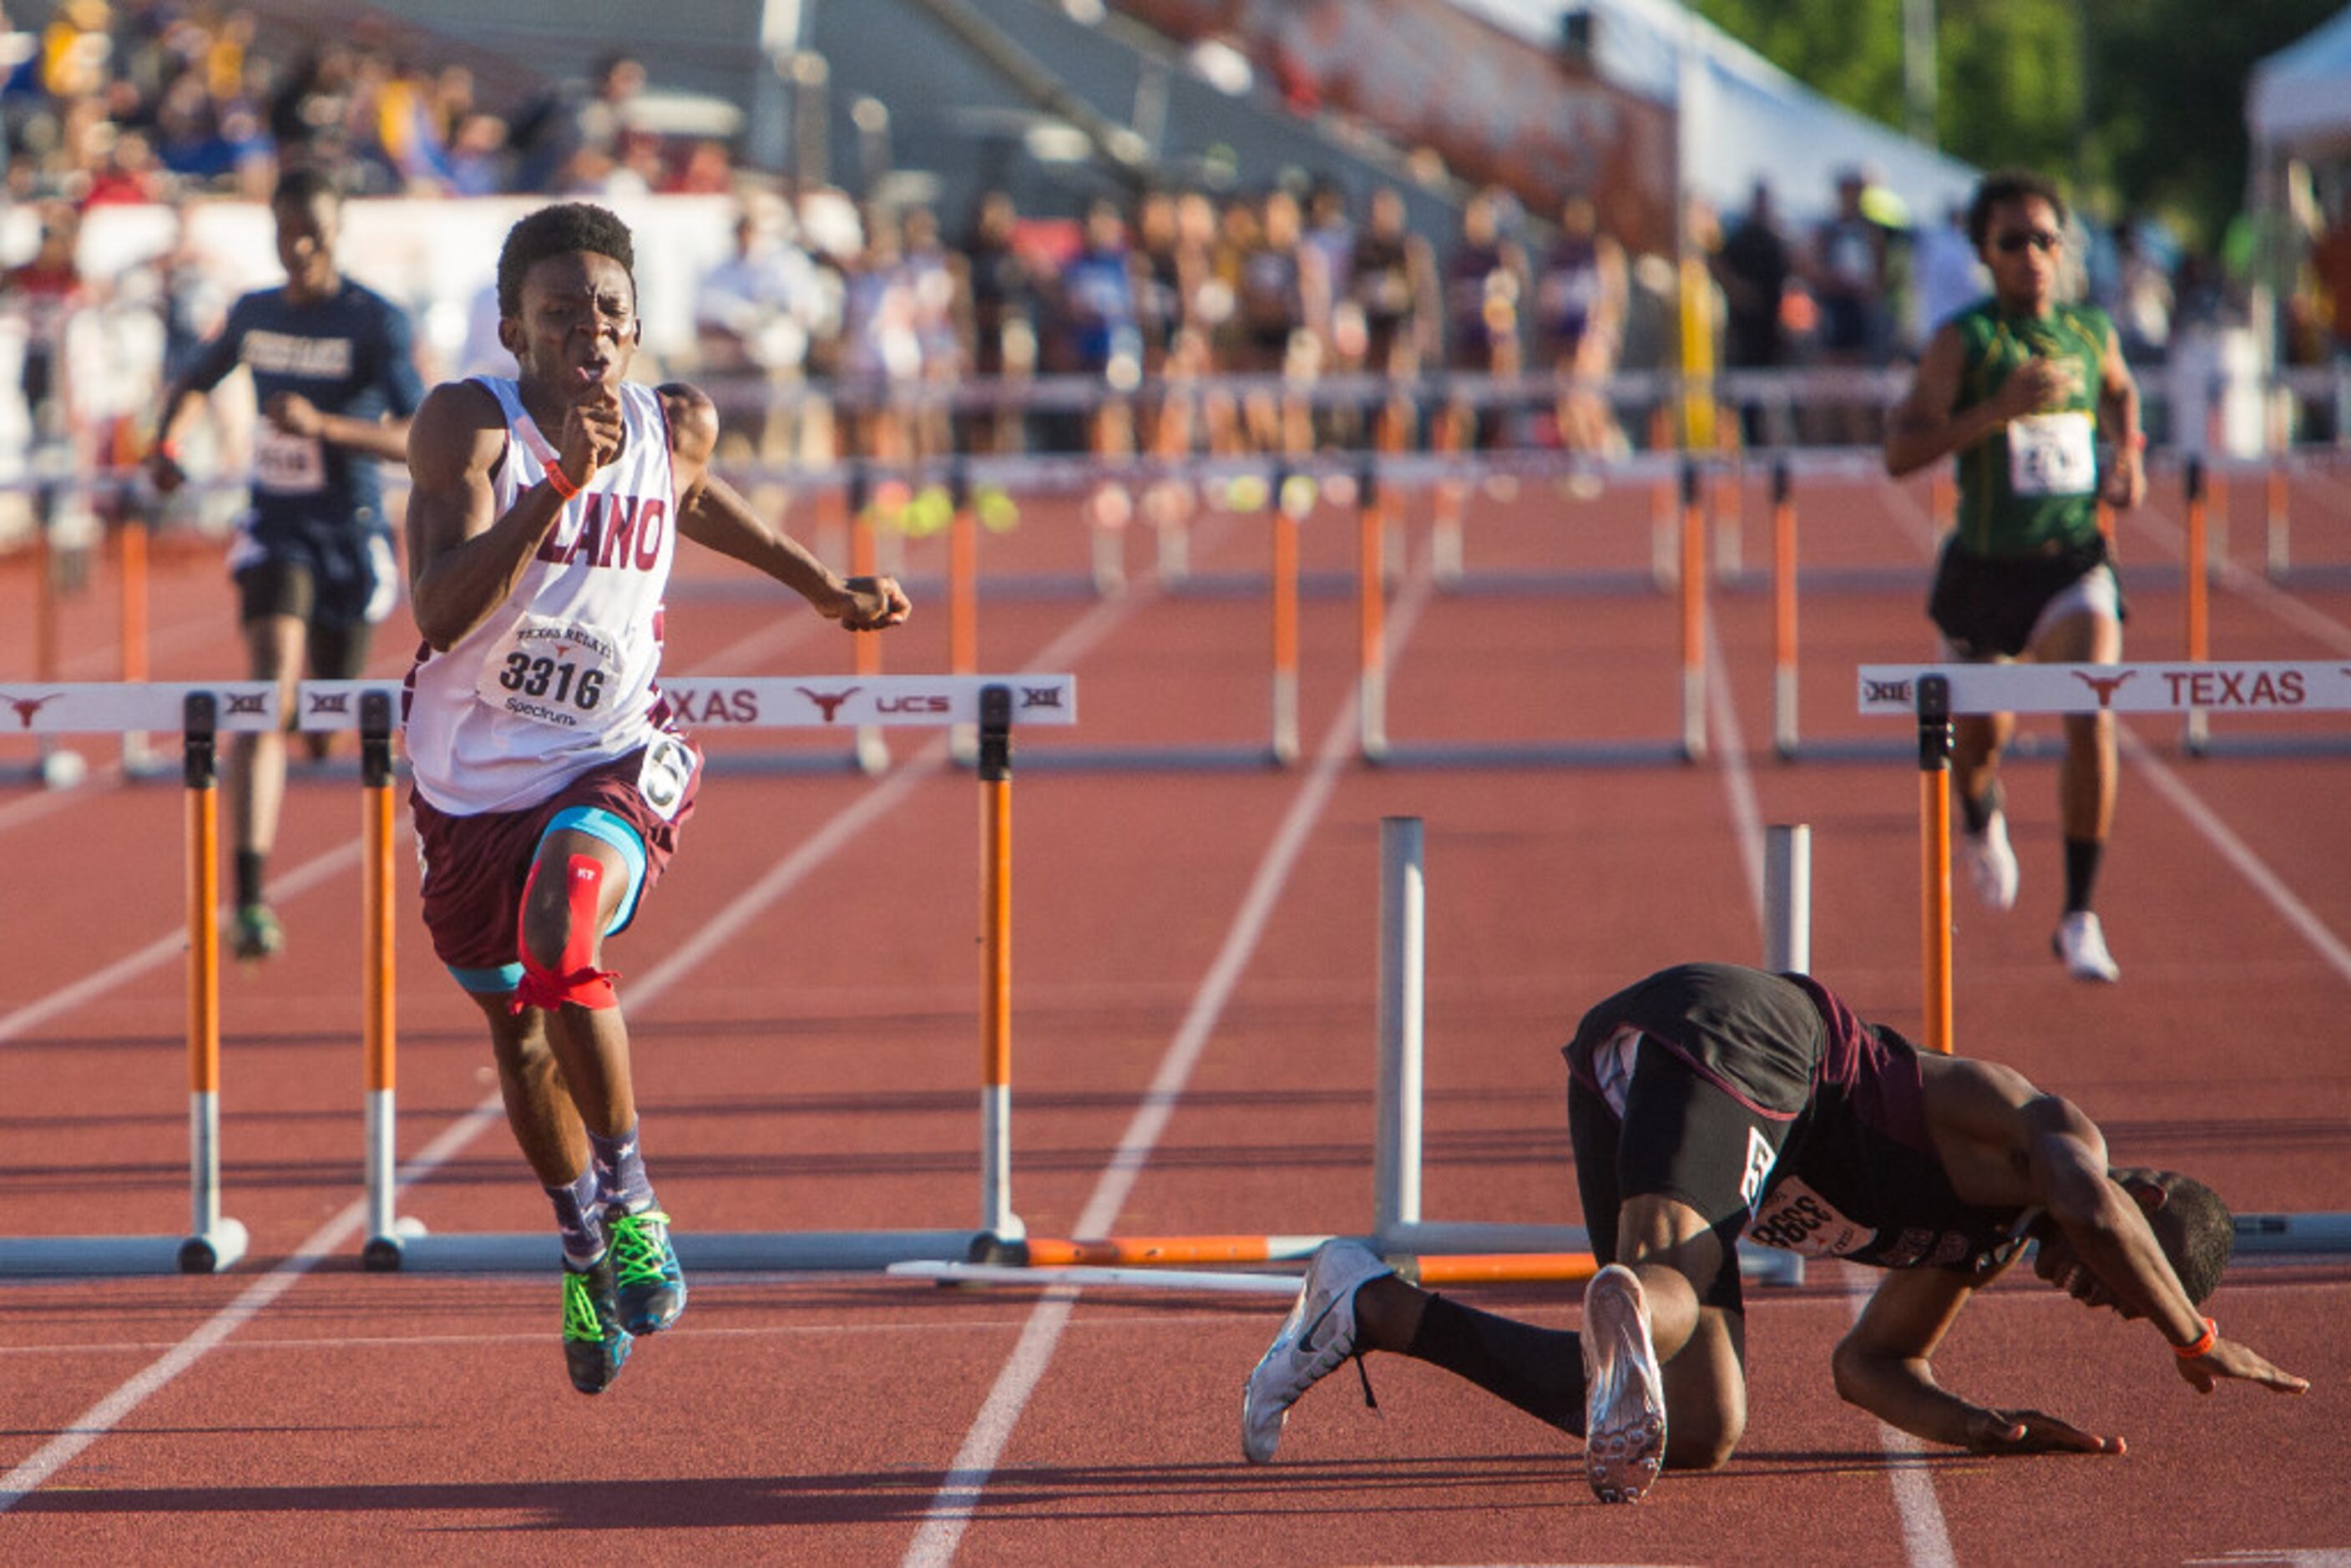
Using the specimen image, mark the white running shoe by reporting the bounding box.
[1240,1238,1393,1464]
[1582,1263,1667,1504]
[1963,812,2020,913]
[2054,910,2121,983]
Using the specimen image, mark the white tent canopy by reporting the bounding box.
[1454,0,1980,227]
[2247,3,2351,154]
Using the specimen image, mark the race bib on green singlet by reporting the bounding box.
[476,615,624,730]
[2007,411,2096,498]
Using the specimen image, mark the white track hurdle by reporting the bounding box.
[0,682,282,1276]
[1371,816,1804,1287]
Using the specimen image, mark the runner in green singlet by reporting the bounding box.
[1885,169,2146,983]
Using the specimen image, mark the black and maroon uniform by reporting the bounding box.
[1563,964,2030,1309]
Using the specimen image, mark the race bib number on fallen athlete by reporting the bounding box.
[2007,411,2096,497]
[476,615,624,729]
[1745,1177,1873,1257]
[255,428,326,494]
[635,734,692,822]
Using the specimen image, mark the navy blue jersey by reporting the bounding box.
[183,280,422,534]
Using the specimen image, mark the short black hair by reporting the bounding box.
[2114,1166,2234,1307]
[497,202,637,319]
[1967,169,2068,248]
[272,166,341,211]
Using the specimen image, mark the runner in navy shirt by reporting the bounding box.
[151,168,422,958]
[1241,963,2305,1502]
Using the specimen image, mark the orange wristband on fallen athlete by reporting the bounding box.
[544,464,580,500]
[2173,1317,2217,1358]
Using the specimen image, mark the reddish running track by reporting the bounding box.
[1,466,2347,1565]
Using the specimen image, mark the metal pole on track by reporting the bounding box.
[1270,470,1302,766]
[1765,822,1810,975]
[975,685,1024,1248]
[948,462,979,766]
[1917,675,1955,1055]
[1373,816,1424,1242]
[1771,459,1798,760]
[358,693,405,1267]
[2184,457,2212,756]
[179,692,248,1272]
[1678,458,1707,761]
[1357,461,1388,763]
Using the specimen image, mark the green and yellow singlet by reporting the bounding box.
[1948,300,2112,557]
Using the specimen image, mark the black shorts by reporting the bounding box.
[1927,534,2122,660]
[1569,1043,1794,1313]
[233,528,397,633]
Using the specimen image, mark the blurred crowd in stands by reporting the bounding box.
[3,0,2347,521]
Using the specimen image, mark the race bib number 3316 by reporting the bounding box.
[477,616,625,728]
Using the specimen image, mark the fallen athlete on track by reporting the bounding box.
[1241,963,2306,1501]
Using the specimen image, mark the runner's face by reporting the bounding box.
[510,251,639,397]
[273,195,339,298]
[1981,196,2063,313]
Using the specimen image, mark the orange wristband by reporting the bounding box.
[544,465,579,500]
[2173,1317,2217,1358]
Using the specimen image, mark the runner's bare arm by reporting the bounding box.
[2096,321,2146,508]
[405,381,571,650]
[660,382,909,631]
[1834,1266,2118,1454]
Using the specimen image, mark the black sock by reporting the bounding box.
[1959,779,2002,836]
[2063,837,2103,914]
[1401,1294,1586,1434]
[235,849,266,908]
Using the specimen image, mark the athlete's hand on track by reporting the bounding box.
[1965,1407,2122,1456]
[557,387,624,489]
[2175,1337,2309,1396]
[832,574,912,630]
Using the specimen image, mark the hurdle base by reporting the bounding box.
[367,1227,985,1273]
[2232,1211,2351,1254]
[0,1222,245,1277]
[177,1218,250,1274]
[1378,1220,1801,1286]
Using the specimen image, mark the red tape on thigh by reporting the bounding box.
[512,853,620,1012]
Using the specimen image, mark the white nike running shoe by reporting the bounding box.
[1240,1238,1394,1464]
[1582,1262,1667,1504]
[1963,812,2020,912]
[2054,910,2121,983]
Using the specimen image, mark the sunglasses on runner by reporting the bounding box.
[1994,230,2062,254]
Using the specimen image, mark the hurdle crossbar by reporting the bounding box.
[0,687,281,1276]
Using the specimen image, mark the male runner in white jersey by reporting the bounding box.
[402,203,909,1393]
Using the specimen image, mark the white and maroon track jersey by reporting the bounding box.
[405,377,681,815]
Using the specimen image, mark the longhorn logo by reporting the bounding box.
[2070,670,2138,709]
[796,685,860,723]
[3,691,63,728]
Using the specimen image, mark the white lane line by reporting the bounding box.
[900,559,1441,1568]
[0,552,1159,1511]
[1838,1265,1959,1568]
[2120,728,2351,986]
